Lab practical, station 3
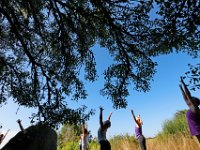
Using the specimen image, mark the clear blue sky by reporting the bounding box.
[0,45,199,147]
[79,45,200,139]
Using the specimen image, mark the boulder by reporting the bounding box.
[1,124,57,150]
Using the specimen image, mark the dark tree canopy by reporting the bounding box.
[0,0,199,127]
[184,63,200,91]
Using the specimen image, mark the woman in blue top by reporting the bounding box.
[179,77,200,142]
[131,110,146,150]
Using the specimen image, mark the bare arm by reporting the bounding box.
[17,119,24,131]
[180,77,197,112]
[180,77,192,99]
[131,110,138,124]
[82,125,84,135]
[99,107,103,128]
[179,84,188,102]
[0,129,10,144]
[107,112,112,121]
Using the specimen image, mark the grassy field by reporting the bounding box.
[146,134,200,150]
[59,133,200,150]
[58,110,200,150]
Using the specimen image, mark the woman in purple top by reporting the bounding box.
[131,110,146,150]
[179,77,200,142]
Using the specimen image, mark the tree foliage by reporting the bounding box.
[0,0,199,127]
[160,110,188,135]
[184,63,200,91]
[58,123,81,148]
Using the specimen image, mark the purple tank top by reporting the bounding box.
[135,126,142,139]
[186,109,200,136]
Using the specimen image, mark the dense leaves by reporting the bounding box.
[58,123,82,148]
[0,0,199,127]
[184,63,200,91]
[160,110,188,135]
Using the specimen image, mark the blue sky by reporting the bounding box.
[0,45,199,147]
[82,45,200,138]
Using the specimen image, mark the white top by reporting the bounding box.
[81,134,88,150]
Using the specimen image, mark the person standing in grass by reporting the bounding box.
[80,124,89,150]
[179,77,200,143]
[131,110,147,150]
[98,107,112,150]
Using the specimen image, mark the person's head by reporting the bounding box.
[136,115,143,125]
[192,97,200,107]
[103,120,111,129]
[84,128,88,135]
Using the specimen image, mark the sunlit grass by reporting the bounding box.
[59,133,199,150]
[58,110,200,150]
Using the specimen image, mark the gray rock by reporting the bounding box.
[1,124,57,150]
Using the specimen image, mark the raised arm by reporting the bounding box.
[180,77,192,99]
[99,107,103,128]
[131,110,137,123]
[82,124,85,134]
[0,129,10,144]
[179,84,187,102]
[17,119,24,131]
[180,77,197,112]
[107,112,112,121]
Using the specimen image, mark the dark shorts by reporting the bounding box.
[99,140,111,150]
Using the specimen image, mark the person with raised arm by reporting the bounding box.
[131,110,147,150]
[0,129,10,145]
[16,119,24,132]
[80,124,89,150]
[179,77,200,142]
[98,107,112,150]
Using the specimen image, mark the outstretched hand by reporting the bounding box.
[16,119,21,123]
[179,77,185,91]
[180,77,185,84]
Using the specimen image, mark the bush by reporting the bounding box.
[158,110,189,137]
[58,141,79,150]
[110,134,139,150]
[88,140,99,150]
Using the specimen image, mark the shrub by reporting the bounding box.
[158,110,189,137]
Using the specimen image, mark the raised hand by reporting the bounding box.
[16,119,21,123]
[107,112,112,121]
[99,106,104,111]
[131,109,134,115]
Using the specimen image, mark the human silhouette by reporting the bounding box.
[80,124,89,150]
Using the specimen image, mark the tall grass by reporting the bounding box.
[58,134,199,150]
[109,134,139,150]
[58,110,200,150]
[148,133,200,150]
